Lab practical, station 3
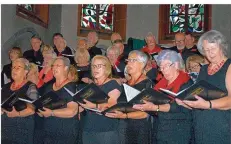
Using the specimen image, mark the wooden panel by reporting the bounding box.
[114,4,127,41]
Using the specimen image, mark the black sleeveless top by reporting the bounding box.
[82,79,122,132]
[193,59,231,144]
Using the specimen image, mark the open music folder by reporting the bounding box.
[159,80,227,101]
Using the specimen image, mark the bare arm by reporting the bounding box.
[183,65,231,110]
[38,101,78,118]
[52,101,78,118]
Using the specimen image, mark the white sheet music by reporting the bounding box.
[115,65,121,72]
[3,73,11,84]
[123,84,141,102]
[62,54,75,57]
[18,98,35,103]
[64,87,79,97]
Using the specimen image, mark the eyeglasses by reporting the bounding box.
[12,66,25,70]
[125,58,141,63]
[158,63,174,71]
[91,64,106,69]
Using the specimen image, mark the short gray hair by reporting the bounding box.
[197,30,229,57]
[129,50,148,68]
[54,56,70,68]
[156,50,184,70]
[145,32,155,41]
[14,58,30,71]
[107,46,120,56]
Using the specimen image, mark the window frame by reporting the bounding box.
[158,4,212,44]
[16,4,49,28]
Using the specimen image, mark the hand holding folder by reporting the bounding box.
[70,83,109,104]
[103,84,173,114]
[33,91,66,111]
[159,80,227,101]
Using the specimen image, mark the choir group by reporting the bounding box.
[1,30,231,144]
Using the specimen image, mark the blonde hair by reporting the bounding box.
[68,65,79,82]
[41,44,52,52]
[14,58,30,71]
[186,55,205,71]
[91,55,112,78]
[8,47,23,58]
[74,49,90,63]
[29,63,39,73]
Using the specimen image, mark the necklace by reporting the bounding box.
[128,73,144,86]
[208,59,226,75]
[11,80,27,90]
[55,78,69,88]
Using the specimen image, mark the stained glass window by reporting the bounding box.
[18,4,34,12]
[81,4,114,32]
[169,4,204,33]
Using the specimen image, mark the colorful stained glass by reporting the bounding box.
[170,4,185,15]
[169,4,204,33]
[18,4,33,12]
[82,4,97,10]
[81,4,114,31]
[99,4,114,31]
[81,5,97,29]
[188,4,204,15]
[188,15,204,32]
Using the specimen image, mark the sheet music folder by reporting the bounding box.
[72,83,109,104]
[33,91,66,111]
[102,84,172,114]
[1,92,18,111]
[159,80,227,101]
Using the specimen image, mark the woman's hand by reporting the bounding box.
[79,99,96,109]
[105,110,126,119]
[175,98,192,110]
[183,95,210,109]
[133,100,157,111]
[4,106,20,117]
[38,107,53,117]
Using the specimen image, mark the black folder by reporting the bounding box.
[102,85,172,114]
[160,80,227,101]
[129,88,173,105]
[102,103,137,114]
[1,92,18,111]
[72,83,109,104]
[33,91,66,111]
[1,91,31,111]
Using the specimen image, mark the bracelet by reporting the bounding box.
[208,100,212,110]
[156,105,160,112]
[18,111,21,117]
